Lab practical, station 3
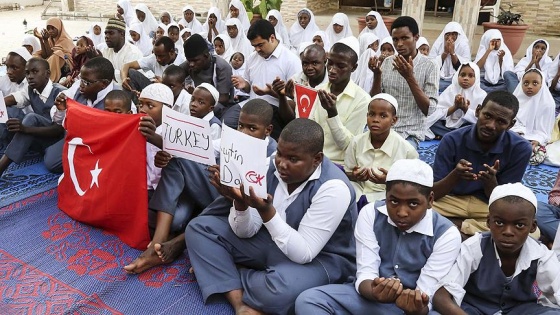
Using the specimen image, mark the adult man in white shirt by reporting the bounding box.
[101,18,143,85]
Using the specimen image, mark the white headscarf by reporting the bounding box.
[376,36,395,57]
[22,35,41,55]
[289,8,320,52]
[416,36,430,50]
[180,27,192,41]
[140,83,174,106]
[178,6,204,34]
[166,22,184,55]
[266,10,291,49]
[86,22,104,47]
[547,53,560,90]
[430,22,471,79]
[513,39,552,81]
[159,11,175,25]
[358,33,378,55]
[130,22,153,56]
[117,0,137,27]
[512,69,556,144]
[358,11,390,40]
[215,34,234,62]
[203,7,226,37]
[474,29,514,84]
[225,18,253,59]
[134,4,159,36]
[353,34,380,91]
[227,0,251,32]
[325,13,353,45]
[312,30,331,52]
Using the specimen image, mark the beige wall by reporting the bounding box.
[508,0,560,36]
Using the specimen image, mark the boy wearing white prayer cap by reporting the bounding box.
[433,182,560,315]
[189,83,222,140]
[297,158,461,315]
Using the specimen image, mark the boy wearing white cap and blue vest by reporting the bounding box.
[344,93,418,208]
[433,182,560,315]
[296,158,461,315]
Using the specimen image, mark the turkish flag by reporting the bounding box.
[57,99,150,250]
[294,83,318,119]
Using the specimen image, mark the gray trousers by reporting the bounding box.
[128,68,152,92]
[185,215,330,315]
[42,137,64,173]
[5,113,62,163]
[0,106,25,146]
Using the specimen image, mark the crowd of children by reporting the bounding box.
[2,1,560,314]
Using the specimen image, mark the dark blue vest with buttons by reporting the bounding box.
[209,115,222,128]
[373,200,454,289]
[462,232,538,314]
[28,83,66,120]
[266,156,358,284]
[73,84,121,110]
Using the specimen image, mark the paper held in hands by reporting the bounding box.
[220,125,268,199]
[0,91,7,123]
[161,106,216,165]
[294,83,318,119]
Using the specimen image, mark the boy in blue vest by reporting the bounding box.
[295,158,462,315]
[189,83,222,140]
[432,183,560,315]
[185,118,357,314]
[0,58,66,177]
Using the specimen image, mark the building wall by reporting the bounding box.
[508,0,560,36]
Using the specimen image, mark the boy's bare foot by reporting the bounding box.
[124,246,166,274]
[153,234,186,263]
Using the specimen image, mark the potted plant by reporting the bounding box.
[242,0,282,24]
[482,3,529,55]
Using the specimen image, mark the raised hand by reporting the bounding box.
[452,159,477,181]
[393,55,414,80]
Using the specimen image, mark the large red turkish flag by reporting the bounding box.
[58,99,150,250]
[294,83,318,119]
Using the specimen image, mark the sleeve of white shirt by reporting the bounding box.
[137,54,155,71]
[286,53,303,80]
[354,203,381,293]
[11,89,31,109]
[263,179,351,264]
[228,202,264,238]
[326,109,365,151]
[343,137,359,173]
[534,243,560,306]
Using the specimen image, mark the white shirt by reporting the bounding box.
[102,42,143,84]
[439,232,560,308]
[355,203,461,305]
[228,163,351,264]
[0,75,27,97]
[172,89,191,115]
[244,43,302,106]
[137,53,186,78]
[51,81,115,124]
[202,111,222,141]
[147,125,163,190]
[12,80,54,109]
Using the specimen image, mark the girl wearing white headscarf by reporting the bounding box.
[22,35,41,56]
[358,33,378,55]
[416,36,430,56]
[226,0,251,33]
[180,28,192,42]
[160,11,175,25]
[225,18,253,59]
[312,31,331,52]
[203,7,226,42]
[504,39,552,93]
[130,22,153,56]
[425,62,487,139]
[266,10,291,49]
[178,6,204,34]
[430,22,471,93]
[358,11,390,41]
[475,29,514,93]
[116,0,136,27]
[324,13,353,45]
[86,22,104,48]
[352,35,383,93]
[134,4,159,38]
[214,34,234,62]
[289,8,320,53]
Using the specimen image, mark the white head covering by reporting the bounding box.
[489,183,537,210]
[215,34,234,62]
[197,83,219,104]
[513,39,552,81]
[289,8,320,52]
[140,83,174,106]
[416,36,430,50]
[376,36,395,57]
[358,11,390,40]
[203,7,226,36]
[474,29,514,84]
[352,47,376,91]
[10,47,32,62]
[358,33,378,55]
[372,93,398,111]
[178,6,204,34]
[386,159,433,187]
[117,0,137,27]
[227,0,251,32]
[325,13,353,45]
[180,27,192,41]
[226,18,253,59]
[166,22,184,50]
[134,4,159,35]
[159,11,175,25]
[336,36,360,59]
[22,35,41,55]
[511,69,556,144]
[430,22,471,79]
[86,22,104,47]
[130,22,153,57]
[312,30,331,52]
[157,23,168,36]
[547,53,560,89]
[266,10,291,49]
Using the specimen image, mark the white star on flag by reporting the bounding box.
[90,160,102,188]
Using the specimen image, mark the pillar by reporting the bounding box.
[452,0,480,44]
[401,0,426,35]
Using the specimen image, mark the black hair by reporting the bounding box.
[230,51,244,62]
[330,42,358,65]
[83,57,114,81]
[184,33,209,58]
[369,98,397,116]
[27,57,50,71]
[163,64,187,82]
[303,44,326,59]
[247,19,275,41]
[167,25,180,34]
[105,90,132,111]
[7,52,26,65]
[154,36,175,53]
[480,90,519,118]
[491,195,536,215]
[279,118,323,155]
[523,68,542,80]
[386,180,432,199]
[533,40,547,49]
[391,16,419,36]
[240,99,273,126]
[214,37,224,45]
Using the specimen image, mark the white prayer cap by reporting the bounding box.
[336,36,360,58]
[298,41,314,54]
[9,47,32,62]
[197,83,219,104]
[386,159,433,187]
[371,93,399,112]
[139,83,174,106]
[489,183,538,211]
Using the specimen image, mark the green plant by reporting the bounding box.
[494,2,523,25]
[241,0,282,19]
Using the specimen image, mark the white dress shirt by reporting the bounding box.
[147,125,163,190]
[201,111,221,141]
[228,163,351,264]
[0,75,27,97]
[12,80,54,110]
[51,81,115,124]
[102,42,143,84]
[172,89,191,115]
[137,53,186,78]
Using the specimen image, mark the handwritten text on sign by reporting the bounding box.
[220,125,268,198]
[162,106,215,165]
[0,91,7,123]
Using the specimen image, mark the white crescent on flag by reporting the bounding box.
[59,137,102,196]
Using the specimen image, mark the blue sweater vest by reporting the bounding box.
[373,200,454,289]
[73,84,121,110]
[29,83,66,120]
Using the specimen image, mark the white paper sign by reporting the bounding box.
[220,125,268,199]
[161,106,215,165]
[0,91,7,123]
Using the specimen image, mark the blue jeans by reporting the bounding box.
[480,77,507,93]
[439,78,452,94]
[536,201,560,241]
[503,70,519,93]
[406,135,419,150]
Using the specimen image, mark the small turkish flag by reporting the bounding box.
[294,83,318,119]
[57,99,150,250]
